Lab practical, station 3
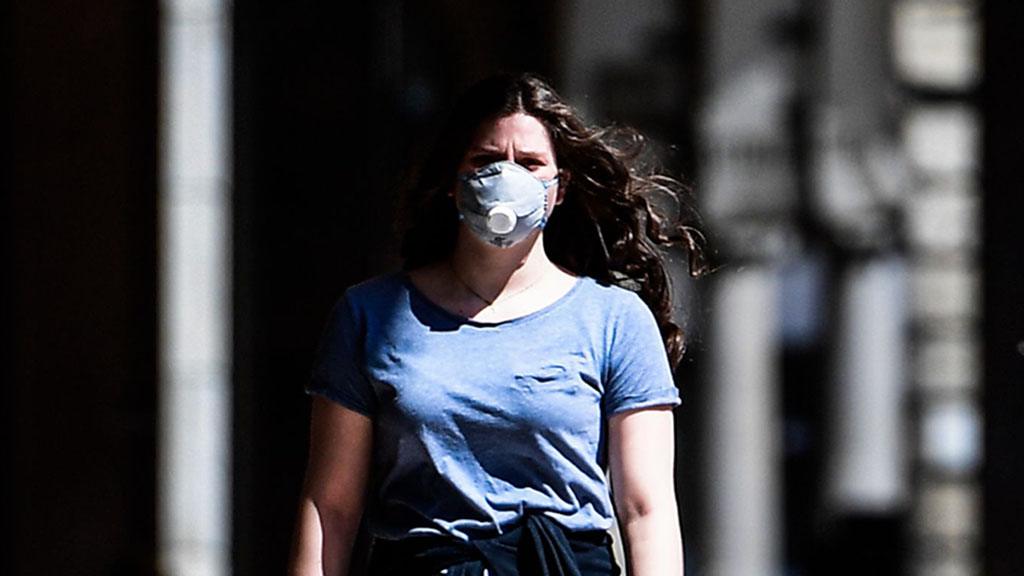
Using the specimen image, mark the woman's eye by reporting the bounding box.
[470,155,499,166]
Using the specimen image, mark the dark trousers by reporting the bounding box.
[367,514,621,576]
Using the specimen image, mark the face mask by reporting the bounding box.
[455,160,559,248]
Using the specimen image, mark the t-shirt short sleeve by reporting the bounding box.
[603,291,681,416]
[304,293,378,417]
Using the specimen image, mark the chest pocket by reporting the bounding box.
[513,360,581,394]
[508,354,600,442]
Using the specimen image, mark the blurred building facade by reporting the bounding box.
[3,1,1022,575]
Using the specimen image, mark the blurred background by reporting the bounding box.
[3,0,1021,575]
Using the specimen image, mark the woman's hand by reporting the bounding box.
[608,406,684,575]
[288,397,374,576]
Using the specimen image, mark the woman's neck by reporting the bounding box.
[448,227,556,303]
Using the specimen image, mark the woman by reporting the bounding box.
[289,73,708,576]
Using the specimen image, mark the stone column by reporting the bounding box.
[698,2,799,571]
[894,2,984,575]
[158,1,233,574]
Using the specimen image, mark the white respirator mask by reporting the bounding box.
[455,160,559,248]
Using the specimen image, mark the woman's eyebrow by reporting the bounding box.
[471,145,549,157]
[515,149,549,158]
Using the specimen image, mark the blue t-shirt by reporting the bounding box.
[305,270,680,542]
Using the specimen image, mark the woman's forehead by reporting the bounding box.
[467,113,553,154]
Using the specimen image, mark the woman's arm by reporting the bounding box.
[608,406,684,576]
[288,397,374,576]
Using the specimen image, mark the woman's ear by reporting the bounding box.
[555,170,570,205]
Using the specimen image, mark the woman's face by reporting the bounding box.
[456,112,564,208]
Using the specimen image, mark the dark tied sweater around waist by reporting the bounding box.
[367,514,622,576]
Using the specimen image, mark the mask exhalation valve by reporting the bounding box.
[486,206,517,234]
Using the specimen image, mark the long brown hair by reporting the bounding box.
[394,72,710,369]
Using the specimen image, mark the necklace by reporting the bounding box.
[448,259,547,307]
